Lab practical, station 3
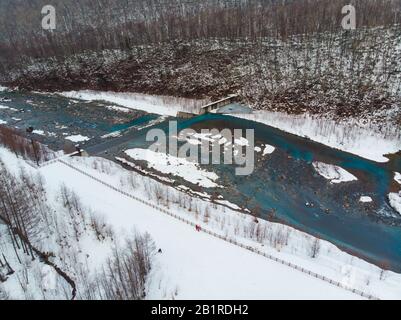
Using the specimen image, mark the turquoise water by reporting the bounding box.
[0,91,159,149]
[110,114,157,132]
[2,91,401,271]
[121,113,401,271]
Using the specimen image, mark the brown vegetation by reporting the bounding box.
[0,126,52,164]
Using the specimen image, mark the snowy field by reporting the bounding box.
[35,160,364,299]
[2,145,401,299]
[1,88,401,299]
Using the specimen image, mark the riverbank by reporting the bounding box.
[2,25,401,125]
[4,86,398,164]
[2,89,401,273]
[0,145,374,300]
[232,110,401,163]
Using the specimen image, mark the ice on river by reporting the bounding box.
[263,144,276,155]
[360,196,373,203]
[125,148,220,188]
[65,134,91,143]
[394,172,401,185]
[389,192,401,215]
[312,162,358,184]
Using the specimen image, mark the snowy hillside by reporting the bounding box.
[1,146,400,299]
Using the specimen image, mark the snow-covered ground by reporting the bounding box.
[38,160,361,299]
[395,172,401,185]
[388,192,401,215]
[124,148,220,188]
[65,134,91,143]
[390,173,401,214]
[1,145,401,299]
[105,105,131,113]
[59,91,208,117]
[0,222,60,299]
[0,105,17,111]
[312,162,358,184]
[360,196,373,203]
[233,110,401,163]
[48,156,401,299]
[263,144,275,155]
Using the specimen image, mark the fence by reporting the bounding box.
[56,159,379,300]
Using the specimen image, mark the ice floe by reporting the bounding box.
[360,196,373,203]
[65,134,91,143]
[313,162,358,184]
[124,148,220,188]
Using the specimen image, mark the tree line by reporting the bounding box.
[0,0,400,74]
[0,160,156,299]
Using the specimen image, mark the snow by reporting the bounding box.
[65,134,90,143]
[313,162,358,184]
[59,91,207,117]
[124,148,220,188]
[45,156,401,299]
[388,192,401,215]
[33,130,57,137]
[101,131,122,139]
[263,144,276,155]
[233,111,401,163]
[234,137,249,146]
[37,160,361,299]
[1,146,401,299]
[0,105,17,112]
[394,172,401,185]
[190,132,215,142]
[43,155,401,299]
[360,196,373,203]
[105,105,131,113]
[0,86,8,92]
[41,265,57,291]
[0,223,60,299]
[0,120,6,124]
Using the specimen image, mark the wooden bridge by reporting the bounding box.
[199,94,239,114]
[177,94,239,118]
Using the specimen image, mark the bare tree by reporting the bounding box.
[309,238,321,259]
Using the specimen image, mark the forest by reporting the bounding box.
[0,0,399,63]
[1,0,400,121]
